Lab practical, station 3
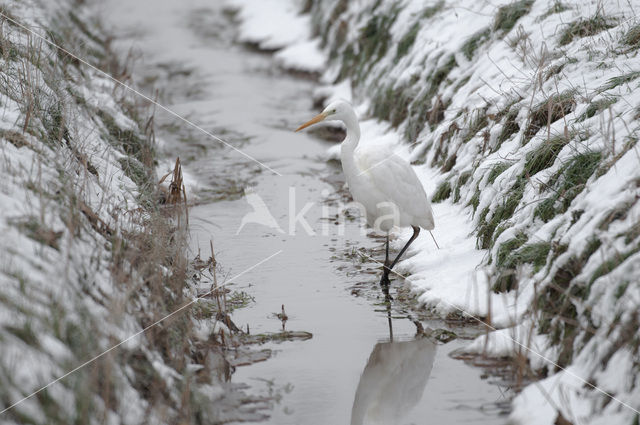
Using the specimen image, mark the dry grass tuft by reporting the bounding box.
[159,157,185,205]
[559,14,615,46]
[1,129,31,148]
[523,91,576,143]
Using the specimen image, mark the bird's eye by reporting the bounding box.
[332,109,336,114]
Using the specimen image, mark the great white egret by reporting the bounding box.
[350,337,436,425]
[296,100,436,297]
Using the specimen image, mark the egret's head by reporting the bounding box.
[295,100,355,132]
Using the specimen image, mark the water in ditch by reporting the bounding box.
[103,1,512,423]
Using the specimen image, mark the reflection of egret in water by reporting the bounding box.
[351,310,437,425]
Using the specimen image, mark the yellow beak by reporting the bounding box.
[295,112,327,132]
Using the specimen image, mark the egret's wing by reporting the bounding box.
[356,147,434,228]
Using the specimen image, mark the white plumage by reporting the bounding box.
[296,100,436,294]
[352,146,435,232]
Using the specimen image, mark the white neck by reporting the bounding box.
[338,109,361,179]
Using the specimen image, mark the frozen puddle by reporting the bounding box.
[103,0,511,423]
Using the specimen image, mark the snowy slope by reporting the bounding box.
[229,0,640,423]
[0,1,239,423]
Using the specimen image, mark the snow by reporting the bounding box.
[227,0,327,72]
[275,39,326,73]
[399,195,510,321]
[0,1,214,422]
[227,0,313,50]
[315,80,353,104]
[2,0,636,422]
[462,322,554,369]
[230,0,640,423]
[320,107,523,327]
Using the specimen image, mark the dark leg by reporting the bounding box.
[380,232,391,288]
[388,226,420,272]
[379,227,420,301]
[386,302,394,342]
[385,232,390,265]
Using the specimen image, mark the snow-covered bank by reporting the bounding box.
[229,0,640,423]
[0,2,238,423]
[230,0,326,73]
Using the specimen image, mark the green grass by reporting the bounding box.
[330,1,451,142]
[467,185,481,212]
[226,290,255,312]
[118,157,154,197]
[337,5,401,81]
[493,235,551,292]
[622,23,640,48]
[534,197,557,222]
[432,181,452,203]
[559,151,602,207]
[68,11,105,47]
[487,162,512,184]
[461,28,491,60]
[0,38,20,61]
[576,98,617,122]
[358,8,399,62]
[518,242,552,271]
[524,91,576,143]
[535,238,606,366]
[402,90,431,142]
[496,232,528,266]
[624,222,640,244]
[402,54,456,142]
[493,0,534,33]
[442,153,457,172]
[372,85,401,124]
[97,109,154,170]
[324,1,349,55]
[370,83,425,129]
[589,245,639,285]
[15,217,62,250]
[462,109,488,143]
[538,1,570,21]
[534,151,602,222]
[328,0,349,23]
[421,1,444,19]
[524,135,569,176]
[396,22,420,59]
[5,322,39,346]
[477,177,525,249]
[494,106,521,151]
[602,71,640,91]
[559,14,615,46]
[614,281,630,299]
[454,75,472,92]
[43,103,70,148]
[458,170,472,186]
[429,55,457,96]
[337,44,357,80]
[453,170,472,202]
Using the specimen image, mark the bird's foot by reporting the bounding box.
[379,272,393,301]
[379,271,390,287]
[382,286,394,302]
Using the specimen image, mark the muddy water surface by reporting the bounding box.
[104,1,511,423]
